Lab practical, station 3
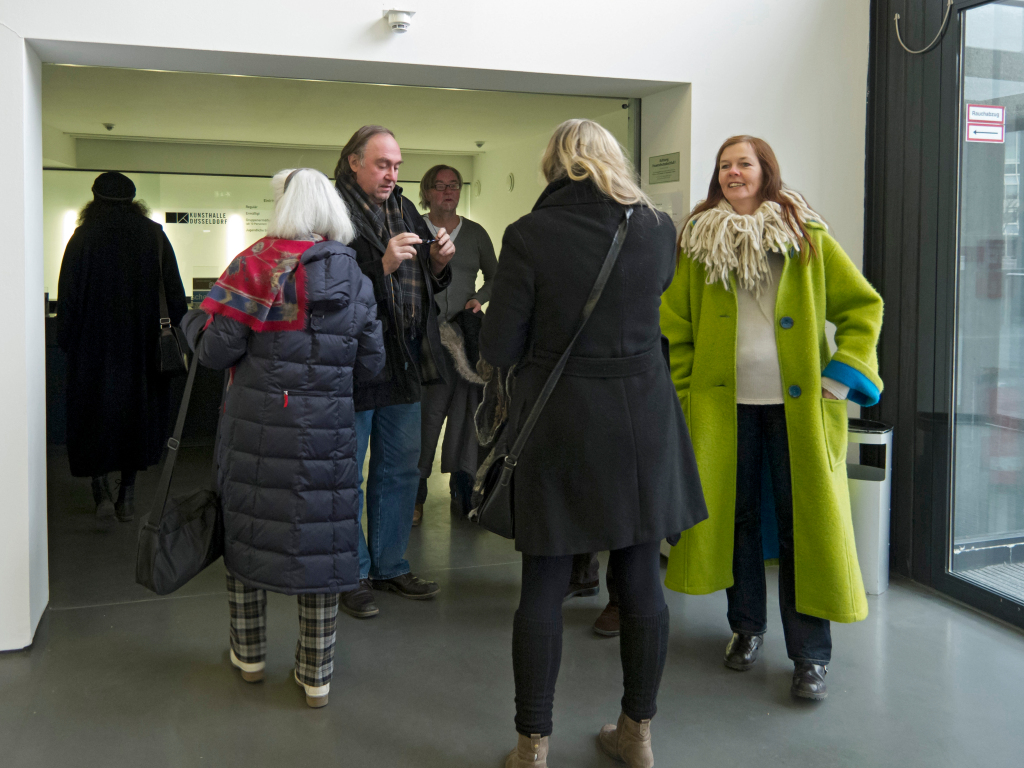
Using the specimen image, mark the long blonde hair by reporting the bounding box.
[541,119,652,207]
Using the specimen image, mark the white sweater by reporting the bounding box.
[735,252,849,404]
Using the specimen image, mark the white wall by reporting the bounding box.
[6,0,871,259]
[0,0,871,649]
[0,25,48,651]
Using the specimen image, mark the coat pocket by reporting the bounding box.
[820,397,849,471]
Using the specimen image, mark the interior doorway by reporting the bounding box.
[40,64,646,608]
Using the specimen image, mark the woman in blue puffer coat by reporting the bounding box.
[180,168,385,708]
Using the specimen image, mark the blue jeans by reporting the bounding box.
[727,404,832,665]
[355,401,422,581]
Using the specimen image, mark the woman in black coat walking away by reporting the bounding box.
[57,172,187,524]
[179,168,384,708]
[481,120,707,767]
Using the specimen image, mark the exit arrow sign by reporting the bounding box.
[967,121,1005,143]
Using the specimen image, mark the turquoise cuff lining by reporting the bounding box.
[822,360,880,407]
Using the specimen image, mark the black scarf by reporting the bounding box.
[336,175,426,334]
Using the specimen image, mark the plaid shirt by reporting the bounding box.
[337,175,427,335]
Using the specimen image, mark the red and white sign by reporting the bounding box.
[967,122,1005,143]
[966,104,1006,143]
[968,104,1006,124]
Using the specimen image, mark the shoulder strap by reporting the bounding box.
[157,234,172,329]
[148,350,200,524]
[504,207,632,468]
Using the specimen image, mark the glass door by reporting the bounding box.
[952,0,1024,604]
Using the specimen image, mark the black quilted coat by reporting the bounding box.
[181,240,385,594]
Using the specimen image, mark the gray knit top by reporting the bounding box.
[424,216,498,322]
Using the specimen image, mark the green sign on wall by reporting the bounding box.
[649,152,680,184]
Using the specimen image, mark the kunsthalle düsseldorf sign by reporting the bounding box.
[165,212,227,224]
[966,104,1005,144]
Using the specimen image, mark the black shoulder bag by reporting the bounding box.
[475,208,632,539]
[136,351,223,594]
[157,237,190,376]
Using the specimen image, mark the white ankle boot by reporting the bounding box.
[293,669,329,708]
[229,648,265,683]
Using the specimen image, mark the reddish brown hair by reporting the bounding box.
[680,135,818,260]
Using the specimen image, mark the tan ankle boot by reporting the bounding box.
[505,733,548,767]
[598,712,653,767]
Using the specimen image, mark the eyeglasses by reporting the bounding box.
[431,182,462,191]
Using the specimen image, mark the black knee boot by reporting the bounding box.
[115,471,137,522]
[512,612,563,738]
[619,605,670,722]
[91,475,114,521]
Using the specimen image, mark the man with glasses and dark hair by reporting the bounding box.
[333,127,455,619]
[414,165,497,525]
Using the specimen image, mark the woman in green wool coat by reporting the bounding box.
[662,135,883,701]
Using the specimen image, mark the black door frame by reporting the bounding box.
[868,0,1024,628]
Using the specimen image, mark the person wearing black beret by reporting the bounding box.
[56,172,188,524]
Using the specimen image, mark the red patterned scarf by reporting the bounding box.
[201,236,318,332]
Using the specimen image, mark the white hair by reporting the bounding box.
[265,168,356,244]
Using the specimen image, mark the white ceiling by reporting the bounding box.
[42,65,630,153]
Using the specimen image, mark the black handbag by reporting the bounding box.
[157,237,189,376]
[136,351,223,595]
[475,208,632,539]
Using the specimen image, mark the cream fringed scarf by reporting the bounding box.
[682,188,825,297]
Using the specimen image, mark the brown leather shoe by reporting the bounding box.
[371,572,440,600]
[339,579,379,618]
[791,662,828,700]
[593,603,620,637]
[505,733,548,767]
[724,632,763,671]
[598,712,653,767]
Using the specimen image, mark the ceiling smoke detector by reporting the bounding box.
[383,9,415,33]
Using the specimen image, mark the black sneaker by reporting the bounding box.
[371,572,440,600]
[340,579,379,618]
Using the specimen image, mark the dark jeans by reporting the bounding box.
[727,404,832,665]
[513,541,669,736]
[571,552,618,606]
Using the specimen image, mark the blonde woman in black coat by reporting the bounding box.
[481,119,707,768]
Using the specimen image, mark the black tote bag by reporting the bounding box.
[136,351,223,595]
[156,237,189,376]
[475,208,632,539]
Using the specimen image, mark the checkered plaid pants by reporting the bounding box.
[226,572,340,688]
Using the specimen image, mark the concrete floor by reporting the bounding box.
[1,446,1023,767]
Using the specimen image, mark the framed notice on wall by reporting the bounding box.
[649,152,681,184]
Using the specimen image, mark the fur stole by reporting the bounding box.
[682,188,824,297]
[439,322,485,385]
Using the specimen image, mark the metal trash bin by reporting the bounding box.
[847,418,894,595]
